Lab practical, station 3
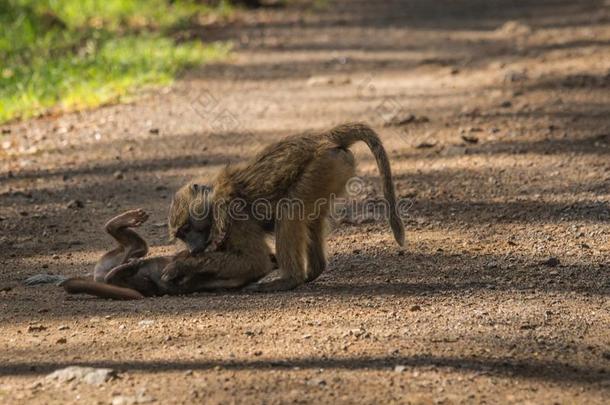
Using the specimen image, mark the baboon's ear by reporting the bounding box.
[190,183,212,195]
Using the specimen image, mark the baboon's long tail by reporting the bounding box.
[23,274,144,300]
[62,278,144,300]
[326,122,405,246]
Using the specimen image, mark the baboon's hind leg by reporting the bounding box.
[305,148,353,283]
[245,213,309,292]
[248,147,354,292]
[95,209,149,282]
[104,209,149,258]
[305,217,328,282]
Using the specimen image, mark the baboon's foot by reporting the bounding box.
[113,209,149,228]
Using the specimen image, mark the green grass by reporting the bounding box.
[0,1,233,123]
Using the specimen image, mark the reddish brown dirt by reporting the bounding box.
[1,0,609,403]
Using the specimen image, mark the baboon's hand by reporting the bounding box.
[161,261,190,285]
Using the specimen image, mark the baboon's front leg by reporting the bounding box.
[162,250,272,292]
[104,260,143,286]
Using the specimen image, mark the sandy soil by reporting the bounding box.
[1,0,609,403]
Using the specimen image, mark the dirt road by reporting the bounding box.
[1,0,609,403]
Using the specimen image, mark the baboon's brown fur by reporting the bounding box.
[167,122,405,292]
[29,209,272,299]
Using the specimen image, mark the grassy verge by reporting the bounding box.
[0,0,233,123]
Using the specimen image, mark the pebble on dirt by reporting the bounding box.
[111,388,156,405]
[385,114,430,127]
[415,140,437,149]
[27,325,47,333]
[66,199,84,209]
[541,257,560,267]
[45,366,117,386]
[461,134,479,144]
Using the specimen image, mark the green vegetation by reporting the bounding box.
[0,0,233,123]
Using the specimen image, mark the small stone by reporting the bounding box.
[308,378,327,387]
[394,365,406,373]
[307,76,334,86]
[66,200,84,209]
[149,128,159,134]
[410,305,421,312]
[56,337,67,344]
[386,114,430,127]
[253,350,263,356]
[113,171,124,180]
[500,100,512,108]
[302,334,312,339]
[112,392,155,405]
[415,140,437,149]
[138,319,155,327]
[496,20,532,36]
[184,370,194,376]
[29,381,43,390]
[461,134,479,144]
[541,257,560,267]
[58,325,69,331]
[45,366,116,386]
[27,325,47,332]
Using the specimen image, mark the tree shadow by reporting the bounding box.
[2,247,607,323]
[172,0,608,81]
[1,353,607,383]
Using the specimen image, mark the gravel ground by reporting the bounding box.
[1,0,609,403]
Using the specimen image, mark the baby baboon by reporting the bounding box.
[25,209,273,299]
[167,122,405,292]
